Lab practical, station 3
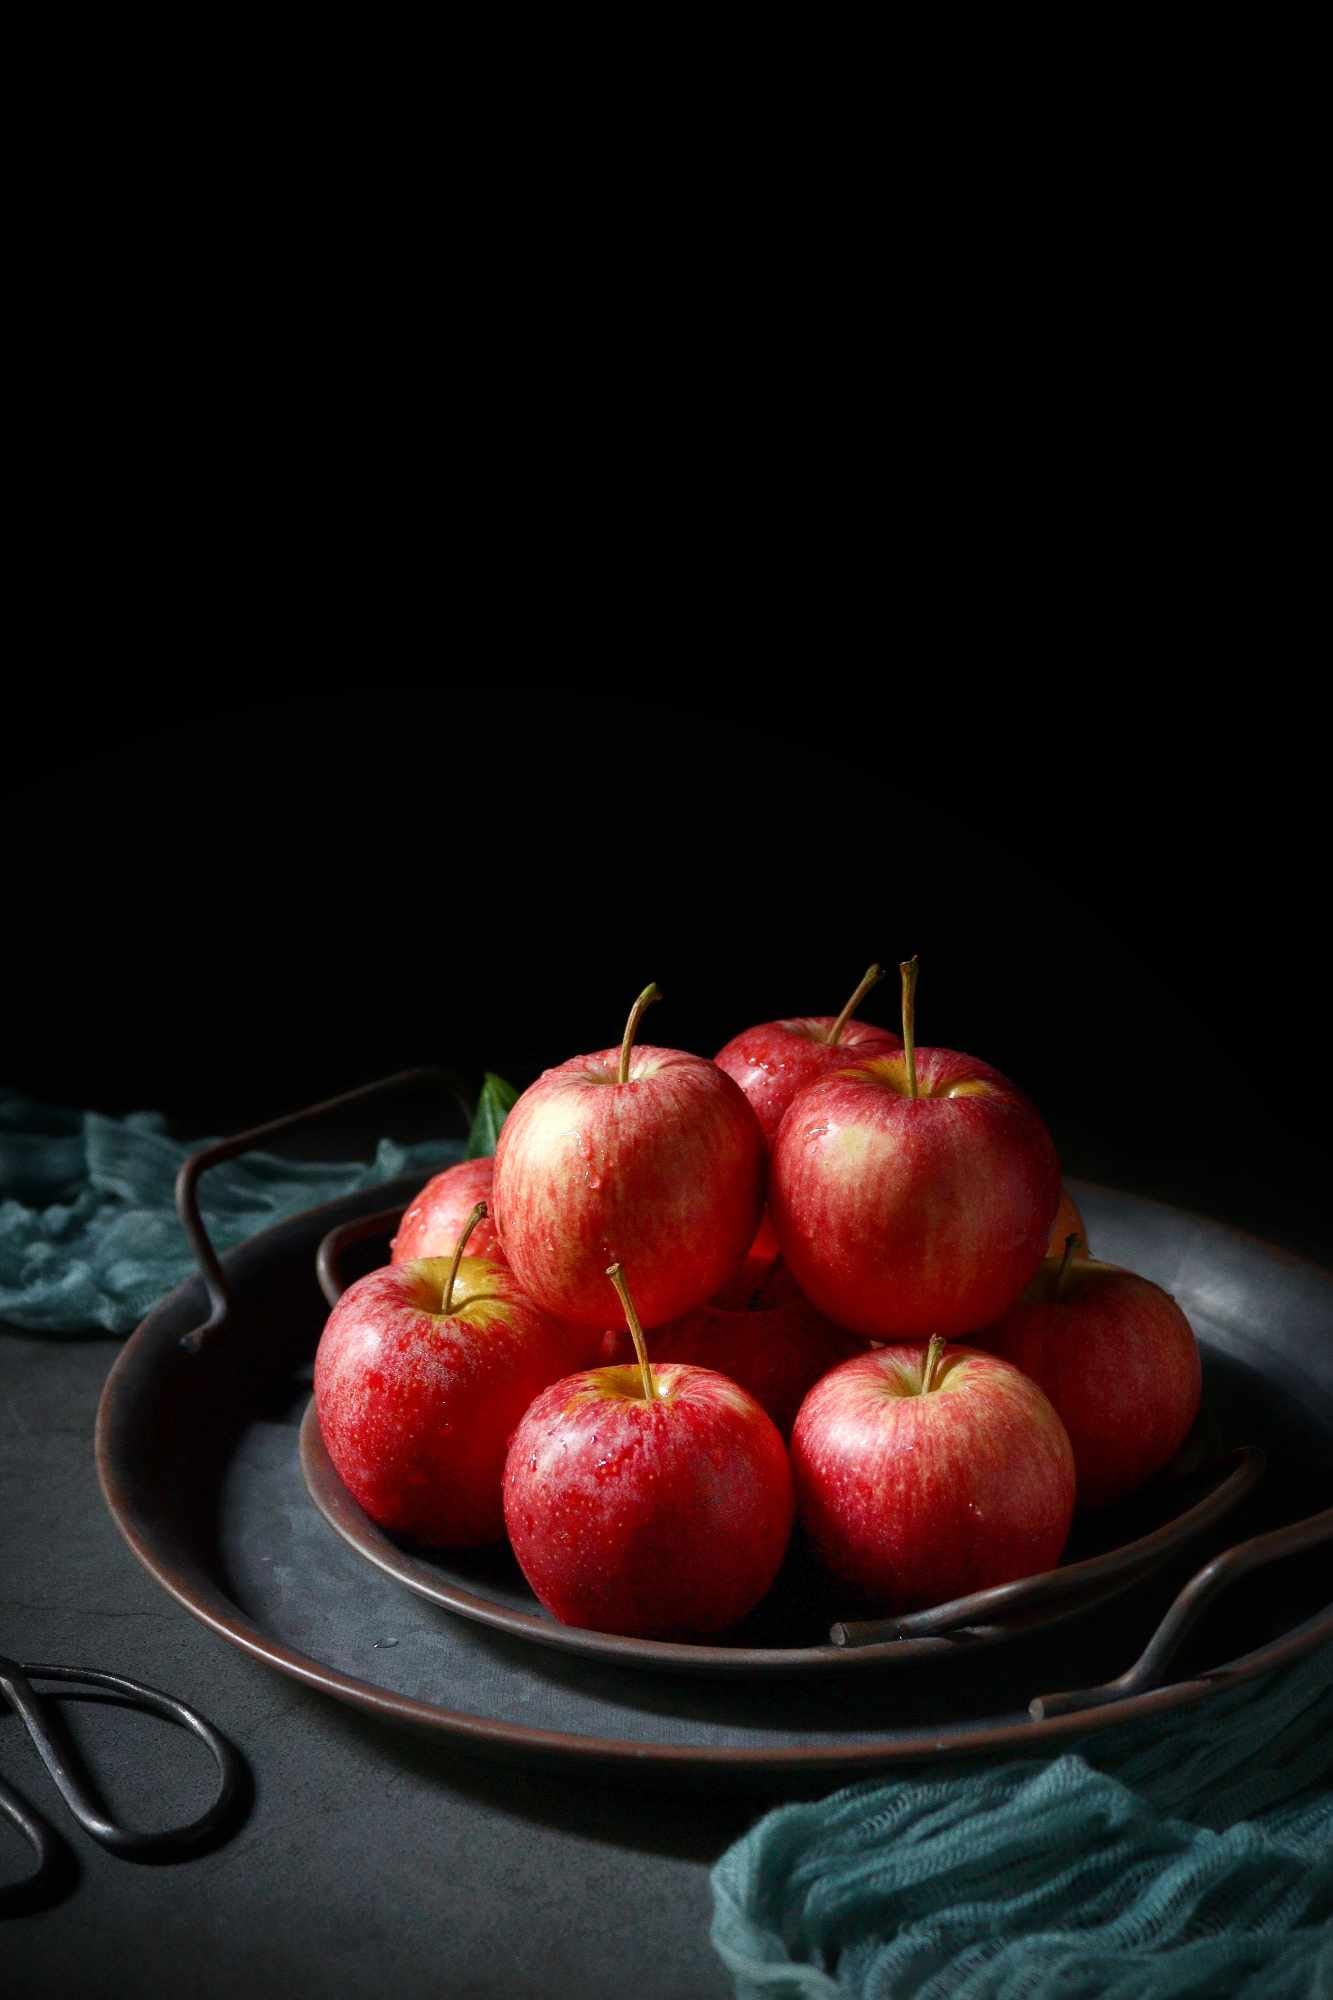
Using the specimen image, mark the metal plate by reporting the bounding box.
[298,1400,1264,1675]
[96,1176,1333,1781]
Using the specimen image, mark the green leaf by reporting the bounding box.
[465,1072,519,1159]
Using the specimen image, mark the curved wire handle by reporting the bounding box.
[175,1067,470,1351]
[1032,1502,1333,1718]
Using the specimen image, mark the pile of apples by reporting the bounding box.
[314,965,1202,1639]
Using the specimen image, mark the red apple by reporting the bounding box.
[792,1337,1075,1611]
[314,1204,583,1546]
[712,1247,802,1310]
[391,1157,505,1264]
[771,959,1060,1338]
[747,1210,782,1264]
[715,964,902,1146]
[503,1264,794,1637]
[764,1180,1085,1281]
[588,1245,799,1357]
[979,1242,1202,1509]
[597,1261,863,1435]
[494,984,765,1329]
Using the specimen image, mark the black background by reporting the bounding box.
[3,681,1326,1261]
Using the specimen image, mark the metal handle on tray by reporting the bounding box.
[175,1067,467,1350]
[315,1207,406,1309]
[1031,1502,1333,1719]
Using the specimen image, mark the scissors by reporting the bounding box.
[0,1654,241,1911]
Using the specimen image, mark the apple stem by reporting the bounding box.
[607,1263,656,1402]
[900,955,919,1100]
[1054,1233,1083,1300]
[919,1334,947,1395]
[827,964,885,1047]
[442,1202,488,1316]
[618,982,662,1085]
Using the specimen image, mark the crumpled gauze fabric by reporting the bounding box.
[711,1635,1333,1999]
[0,1091,457,1335]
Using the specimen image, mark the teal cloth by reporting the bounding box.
[712,1638,1333,1997]
[0,1091,458,1335]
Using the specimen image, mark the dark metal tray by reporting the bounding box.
[96,1076,1333,1781]
[301,1238,1266,1674]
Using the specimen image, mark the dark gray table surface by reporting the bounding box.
[1,1335,747,1999]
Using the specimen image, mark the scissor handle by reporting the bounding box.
[175,1066,470,1350]
[0,1658,242,1861]
[0,1768,64,1912]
